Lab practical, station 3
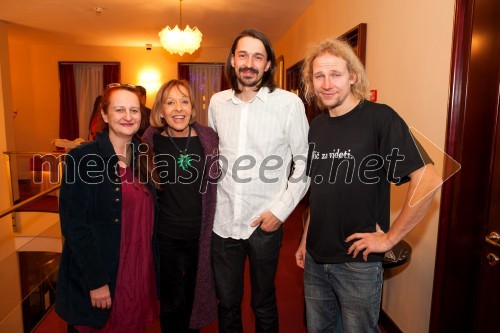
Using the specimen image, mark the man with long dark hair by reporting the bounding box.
[208,29,309,332]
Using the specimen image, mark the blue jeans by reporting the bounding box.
[304,252,383,333]
[212,226,282,333]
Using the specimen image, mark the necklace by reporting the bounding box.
[166,126,192,171]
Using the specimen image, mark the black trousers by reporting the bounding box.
[212,226,283,333]
[158,236,200,333]
[67,324,78,333]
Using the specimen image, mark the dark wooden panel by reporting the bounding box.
[430,0,500,331]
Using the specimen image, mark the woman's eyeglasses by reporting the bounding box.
[106,83,137,90]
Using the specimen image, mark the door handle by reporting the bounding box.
[485,232,500,247]
[486,253,499,266]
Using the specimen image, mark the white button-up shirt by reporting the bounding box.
[208,87,310,239]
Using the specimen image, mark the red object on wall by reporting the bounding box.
[369,89,377,102]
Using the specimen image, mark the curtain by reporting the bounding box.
[103,64,120,87]
[59,64,78,140]
[178,64,190,81]
[221,69,230,91]
[188,65,222,126]
[74,65,103,140]
[59,63,120,141]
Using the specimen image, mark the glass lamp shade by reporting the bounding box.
[158,25,202,56]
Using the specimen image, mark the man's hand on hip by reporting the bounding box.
[345,224,391,261]
[251,211,283,232]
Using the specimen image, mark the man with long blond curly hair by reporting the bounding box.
[295,39,442,333]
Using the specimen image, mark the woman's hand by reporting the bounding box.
[90,284,112,309]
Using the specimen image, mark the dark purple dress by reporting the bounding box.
[76,166,158,332]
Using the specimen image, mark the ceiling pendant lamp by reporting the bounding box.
[158,0,202,56]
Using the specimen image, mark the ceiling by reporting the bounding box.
[0,0,313,49]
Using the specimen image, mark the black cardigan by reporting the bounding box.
[55,131,158,327]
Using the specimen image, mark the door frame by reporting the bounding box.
[430,0,500,331]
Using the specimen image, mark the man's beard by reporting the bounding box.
[237,67,261,87]
[317,89,350,110]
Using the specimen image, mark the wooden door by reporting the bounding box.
[286,60,321,123]
[477,107,500,331]
[430,0,500,331]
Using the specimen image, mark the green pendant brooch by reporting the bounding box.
[177,153,193,171]
[166,125,193,171]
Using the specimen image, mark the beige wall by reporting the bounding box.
[0,22,17,259]
[275,1,454,332]
[0,21,23,332]
[8,39,228,152]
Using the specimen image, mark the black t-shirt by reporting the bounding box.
[306,99,430,263]
[153,132,204,240]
